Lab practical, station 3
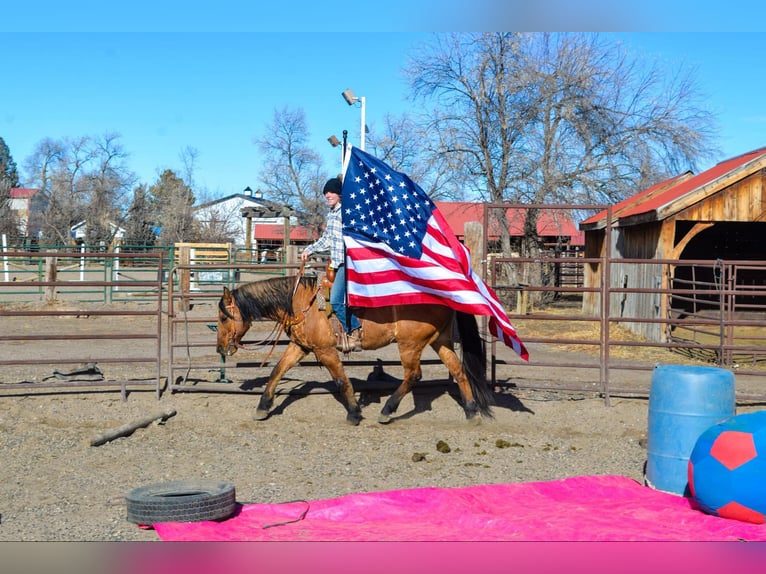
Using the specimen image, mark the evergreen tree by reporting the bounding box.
[0,136,21,238]
[123,184,157,248]
[148,169,197,245]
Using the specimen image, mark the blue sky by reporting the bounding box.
[3,3,766,199]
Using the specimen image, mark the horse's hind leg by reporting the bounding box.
[254,342,306,421]
[378,351,422,424]
[314,348,362,426]
[433,343,481,422]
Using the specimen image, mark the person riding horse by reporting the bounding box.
[300,177,362,353]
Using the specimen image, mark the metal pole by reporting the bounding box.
[360,96,366,151]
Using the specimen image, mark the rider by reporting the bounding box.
[300,176,362,352]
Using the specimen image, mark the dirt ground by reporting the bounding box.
[1,301,763,542]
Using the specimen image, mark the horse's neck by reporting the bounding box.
[291,284,315,314]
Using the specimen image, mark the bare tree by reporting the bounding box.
[405,32,718,258]
[255,106,327,236]
[25,137,88,245]
[24,134,135,247]
[365,113,465,201]
[179,146,200,190]
[81,133,135,246]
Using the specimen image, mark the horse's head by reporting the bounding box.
[216,286,252,356]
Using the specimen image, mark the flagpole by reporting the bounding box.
[341,132,351,333]
[359,96,366,151]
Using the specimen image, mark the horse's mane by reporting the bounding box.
[231,275,317,322]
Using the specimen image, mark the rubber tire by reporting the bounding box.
[126,480,237,524]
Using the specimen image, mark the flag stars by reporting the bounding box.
[342,152,432,260]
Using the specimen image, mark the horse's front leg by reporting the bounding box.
[254,342,307,421]
[313,348,363,426]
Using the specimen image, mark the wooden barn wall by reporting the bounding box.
[609,223,665,340]
[678,169,766,222]
[582,222,666,340]
[581,230,604,315]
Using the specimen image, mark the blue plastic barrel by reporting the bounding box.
[646,364,735,496]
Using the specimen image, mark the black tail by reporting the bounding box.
[455,312,494,417]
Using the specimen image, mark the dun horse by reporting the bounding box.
[216,274,494,425]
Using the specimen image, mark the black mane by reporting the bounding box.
[231,275,317,322]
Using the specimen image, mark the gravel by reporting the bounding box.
[0,379,655,542]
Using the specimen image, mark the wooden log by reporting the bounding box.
[90,408,177,447]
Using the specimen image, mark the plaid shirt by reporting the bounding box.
[303,203,344,268]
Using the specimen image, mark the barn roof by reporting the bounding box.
[436,202,585,245]
[580,146,766,230]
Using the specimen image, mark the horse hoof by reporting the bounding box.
[377,413,393,425]
[253,410,269,421]
[346,414,362,426]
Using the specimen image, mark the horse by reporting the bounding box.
[216,272,494,426]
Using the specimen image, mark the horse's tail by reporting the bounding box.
[455,311,494,418]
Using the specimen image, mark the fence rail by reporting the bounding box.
[2,249,765,405]
[490,255,766,406]
[0,251,165,399]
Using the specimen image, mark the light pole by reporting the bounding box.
[341,88,366,151]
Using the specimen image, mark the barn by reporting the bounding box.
[436,201,585,252]
[579,146,766,341]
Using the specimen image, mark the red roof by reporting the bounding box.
[253,223,315,242]
[581,147,766,229]
[580,173,693,228]
[436,202,584,245]
[10,187,38,199]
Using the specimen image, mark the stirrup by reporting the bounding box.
[336,330,362,353]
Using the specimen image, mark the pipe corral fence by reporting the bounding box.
[2,228,766,404]
[0,250,164,400]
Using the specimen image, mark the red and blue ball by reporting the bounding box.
[688,410,766,524]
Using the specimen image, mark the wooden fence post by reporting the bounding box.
[45,256,57,303]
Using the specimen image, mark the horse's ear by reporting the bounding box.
[222,286,232,304]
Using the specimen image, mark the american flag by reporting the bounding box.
[341,146,528,361]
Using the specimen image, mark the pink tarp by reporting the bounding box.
[153,475,766,541]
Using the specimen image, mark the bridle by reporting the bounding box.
[220,262,321,365]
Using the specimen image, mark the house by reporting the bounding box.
[70,220,126,245]
[8,187,39,236]
[579,146,766,340]
[194,187,272,245]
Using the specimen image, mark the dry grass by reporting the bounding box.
[513,305,711,365]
